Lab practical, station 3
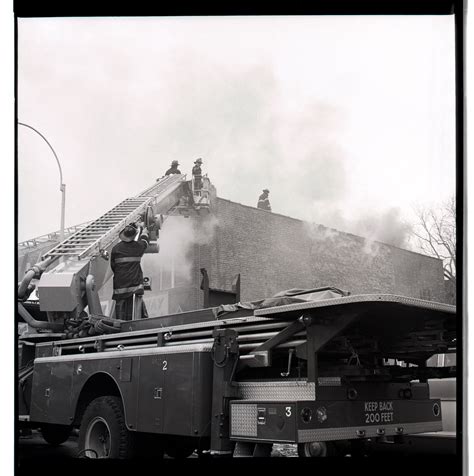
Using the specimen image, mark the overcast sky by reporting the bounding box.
[17,15,455,248]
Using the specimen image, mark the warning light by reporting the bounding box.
[143,277,152,291]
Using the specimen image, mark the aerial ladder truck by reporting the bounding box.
[17,174,456,458]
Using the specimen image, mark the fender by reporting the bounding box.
[30,356,138,429]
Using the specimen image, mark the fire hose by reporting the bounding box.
[17,302,64,332]
[64,315,124,339]
[17,256,57,300]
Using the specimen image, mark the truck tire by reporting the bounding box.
[78,396,134,459]
[297,441,336,457]
[40,424,71,446]
[165,441,196,459]
[134,433,165,459]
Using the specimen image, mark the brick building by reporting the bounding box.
[19,191,447,317]
[131,196,447,317]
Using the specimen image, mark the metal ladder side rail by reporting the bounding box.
[43,176,185,260]
[54,238,104,243]
[78,177,188,259]
[42,197,150,259]
[77,201,154,259]
[21,177,179,254]
[41,206,129,256]
[136,174,177,197]
[44,208,145,260]
[137,174,185,198]
[51,209,146,259]
[46,251,89,257]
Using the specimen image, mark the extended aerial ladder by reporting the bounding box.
[17,173,210,335]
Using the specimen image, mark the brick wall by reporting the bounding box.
[197,198,447,304]
[33,194,448,318]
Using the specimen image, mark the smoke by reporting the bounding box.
[303,206,413,259]
[17,21,419,250]
[148,54,353,248]
[353,208,413,251]
[144,214,219,285]
[192,213,220,246]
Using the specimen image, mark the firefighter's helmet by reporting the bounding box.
[171,160,179,166]
[119,223,138,242]
[263,188,270,193]
[194,158,203,164]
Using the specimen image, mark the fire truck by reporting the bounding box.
[17,174,457,458]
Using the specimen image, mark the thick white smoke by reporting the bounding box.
[144,214,219,285]
[303,206,413,258]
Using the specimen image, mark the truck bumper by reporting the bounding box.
[230,399,442,443]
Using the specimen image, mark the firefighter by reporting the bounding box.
[110,222,150,321]
[192,158,203,192]
[257,189,272,211]
[165,160,181,176]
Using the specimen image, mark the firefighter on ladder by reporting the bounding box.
[165,160,181,175]
[111,222,150,321]
[257,189,271,211]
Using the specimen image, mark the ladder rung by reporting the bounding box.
[58,239,97,244]
[112,205,143,208]
[73,232,109,236]
[81,226,117,229]
[98,215,129,218]
[101,211,136,214]
[60,238,96,242]
[110,210,140,213]
[112,207,142,210]
[82,224,118,228]
[108,208,143,212]
[91,219,125,222]
[99,213,134,216]
[82,225,115,228]
[46,252,82,256]
[89,222,123,226]
[54,245,89,248]
[52,248,87,252]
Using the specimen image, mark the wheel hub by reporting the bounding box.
[84,416,112,458]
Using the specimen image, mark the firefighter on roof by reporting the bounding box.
[192,158,203,192]
[257,189,271,211]
[111,222,150,321]
[165,160,181,175]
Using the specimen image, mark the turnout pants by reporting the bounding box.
[114,294,149,321]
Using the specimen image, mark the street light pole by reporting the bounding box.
[18,122,66,242]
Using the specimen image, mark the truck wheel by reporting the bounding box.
[40,424,71,446]
[134,433,165,459]
[297,441,336,457]
[165,441,196,459]
[78,396,133,459]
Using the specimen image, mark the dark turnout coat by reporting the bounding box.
[192,164,202,177]
[257,193,271,211]
[192,164,203,190]
[110,232,149,300]
[165,166,181,175]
